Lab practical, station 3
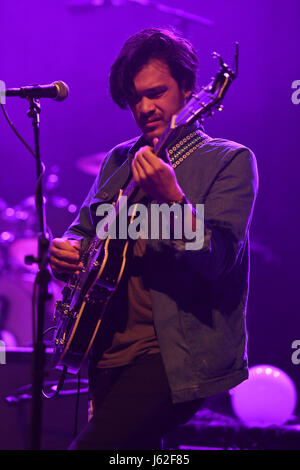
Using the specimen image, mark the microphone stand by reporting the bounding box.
[27,97,52,450]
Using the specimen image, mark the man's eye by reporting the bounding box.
[148,91,164,99]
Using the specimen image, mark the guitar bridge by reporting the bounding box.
[54,300,71,319]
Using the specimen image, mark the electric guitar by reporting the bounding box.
[52,47,239,374]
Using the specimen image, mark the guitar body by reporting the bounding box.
[53,191,132,374]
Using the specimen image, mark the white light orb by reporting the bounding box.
[230,364,297,427]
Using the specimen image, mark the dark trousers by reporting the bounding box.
[69,353,204,450]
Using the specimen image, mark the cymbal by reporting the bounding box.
[76,152,107,176]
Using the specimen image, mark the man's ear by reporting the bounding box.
[181,81,192,102]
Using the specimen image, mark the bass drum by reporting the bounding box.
[0,272,63,346]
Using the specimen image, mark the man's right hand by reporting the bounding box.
[50,238,83,276]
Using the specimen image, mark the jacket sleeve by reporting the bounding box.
[165,148,259,280]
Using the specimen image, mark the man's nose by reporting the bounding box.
[138,97,155,116]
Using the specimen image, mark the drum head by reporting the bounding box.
[0,273,63,346]
[9,238,38,271]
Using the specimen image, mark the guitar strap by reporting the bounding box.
[168,129,212,169]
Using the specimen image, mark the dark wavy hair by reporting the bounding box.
[109,28,198,109]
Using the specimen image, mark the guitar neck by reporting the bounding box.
[153,124,185,161]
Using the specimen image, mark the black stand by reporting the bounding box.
[27,98,52,450]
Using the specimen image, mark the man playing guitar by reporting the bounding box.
[50,28,258,450]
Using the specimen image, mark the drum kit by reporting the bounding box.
[0,155,106,347]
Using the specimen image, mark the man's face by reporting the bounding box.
[129,59,191,143]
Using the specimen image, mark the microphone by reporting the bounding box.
[5,81,69,101]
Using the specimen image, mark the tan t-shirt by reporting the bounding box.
[97,190,160,368]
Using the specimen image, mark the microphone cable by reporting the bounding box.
[1,102,63,398]
[0,103,36,159]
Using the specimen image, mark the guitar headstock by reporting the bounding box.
[171,44,239,129]
[153,43,239,158]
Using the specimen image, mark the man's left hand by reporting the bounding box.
[131,138,184,203]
